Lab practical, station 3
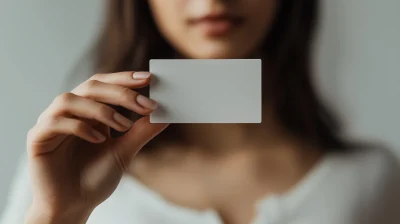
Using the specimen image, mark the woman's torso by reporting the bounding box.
[82,147,400,224]
[1,147,399,224]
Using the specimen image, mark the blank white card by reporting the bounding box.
[149,59,262,123]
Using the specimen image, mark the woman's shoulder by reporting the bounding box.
[290,148,400,223]
[330,147,400,176]
[340,147,400,223]
[319,147,400,200]
[329,147,400,204]
[350,146,400,185]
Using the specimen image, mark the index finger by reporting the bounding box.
[88,71,151,88]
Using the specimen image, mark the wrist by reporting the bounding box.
[25,203,93,224]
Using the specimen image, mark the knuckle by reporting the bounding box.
[120,87,137,102]
[44,116,61,127]
[50,98,70,116]
[51,105,68,116]
[33,116,61,135]
[71,121,87,135]
[96,104,115,120]
[85,79,100,90]
[90,73,104,80]
[54,93,74,105]
[26,125,44,145]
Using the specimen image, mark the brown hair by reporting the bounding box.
[88,0,349,152]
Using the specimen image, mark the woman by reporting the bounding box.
[1,0,400,224]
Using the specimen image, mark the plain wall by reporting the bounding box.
[0,0,399,213]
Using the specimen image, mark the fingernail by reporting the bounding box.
[92,130,106,142]
[137,95,158,110]
[133,72,150,80]
[113,113,133,129]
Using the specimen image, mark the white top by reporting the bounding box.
[1,148,400,224]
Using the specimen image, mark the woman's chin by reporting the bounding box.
[180,45,248,59]
[187,52,244,59]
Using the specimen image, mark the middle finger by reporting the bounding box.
[72,80,158,115]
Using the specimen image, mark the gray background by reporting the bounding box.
[0,0,399,213]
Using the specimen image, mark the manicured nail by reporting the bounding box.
[92,130,106,142]
[133,72,150,80]
[136,95,158,110]
[113,113,133,129]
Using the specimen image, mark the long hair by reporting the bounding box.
[90,0,349,152]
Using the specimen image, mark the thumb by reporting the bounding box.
[110,116,169,169]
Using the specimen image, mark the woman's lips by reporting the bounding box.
[189,15,244,37]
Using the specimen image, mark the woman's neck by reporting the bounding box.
[179,105,287,155]
[156,104,323,190]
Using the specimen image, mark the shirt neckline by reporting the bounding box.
[121,153,334,223]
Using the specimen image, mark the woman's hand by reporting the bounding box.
[25,71,168,224]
